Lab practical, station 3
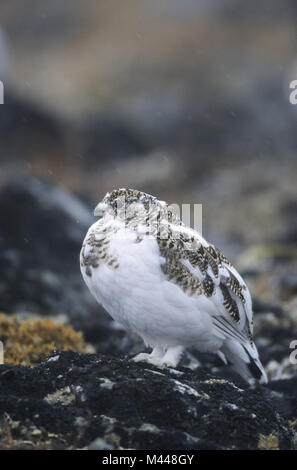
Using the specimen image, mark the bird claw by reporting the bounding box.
[131,353,151,363]
[131,352,166,367]
[131,353,178,369]
[160,361,176,369]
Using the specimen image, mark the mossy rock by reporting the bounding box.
[0,314,94,367]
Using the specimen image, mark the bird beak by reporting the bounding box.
[94,202,108,217]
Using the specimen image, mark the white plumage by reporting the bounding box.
[80,188,267,384]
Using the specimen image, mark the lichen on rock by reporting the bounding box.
[0,351,294,450]
[0,313,93,367]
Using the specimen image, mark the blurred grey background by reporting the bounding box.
[0,0,297,242]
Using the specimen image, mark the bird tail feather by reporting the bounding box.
[220,339,267,385]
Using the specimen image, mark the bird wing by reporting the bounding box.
[156,221,254,346]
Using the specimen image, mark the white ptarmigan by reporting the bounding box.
[80,188,267,384]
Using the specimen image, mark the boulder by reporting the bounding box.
[0,351,294,450]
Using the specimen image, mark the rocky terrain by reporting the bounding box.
[0,350,295,450]
[0,177,296,450]
[0,0,297,451]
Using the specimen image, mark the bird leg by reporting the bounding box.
[157,345,184,368]
[132,345,184,368]
[132,346,165,366]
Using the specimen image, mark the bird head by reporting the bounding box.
[94,188,161,219]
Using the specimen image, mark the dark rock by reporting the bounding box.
[76,117,151,168]
[279,274,297,301]
[0,351,293,450]
[253,298,284,316]
[88,437,115,450]
[0,90,150,170]
[262,376,297,446]
[0,177,102,320]
[255,319,296,366]
[276,198,297,244]
[0,90,66,162]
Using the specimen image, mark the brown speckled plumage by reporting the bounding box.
[80,227,120,276]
